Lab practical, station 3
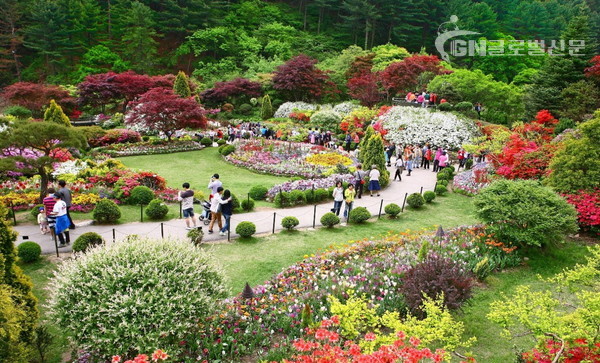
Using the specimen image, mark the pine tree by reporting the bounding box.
[260,94,273,120]
[119,1,158,74]
[358,125,375,163]
[173,71,192,98]
[43,99,71,126]
[362,133,390,187]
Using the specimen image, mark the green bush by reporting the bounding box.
[304,189,316,203]
[437,170,452,181]
[406,193,425,208]
[423,191,436,203]
[274,191,291,208]
[230,193,240,211]
[241,198,255,211]
[236,221,256,238]
[465,158,473,170]
[435,185,448,195]
[281,216,300,230]
[200,137,213,147]
[93,199,121,223]
[384,203,401,218]
[249,185,268,201]
[187,228,203,245]
[145,199,169,220]
[48,237,227,360]
[315,188,329,202]
[31,204,44,218]
[4,105,32,119]
[454,101,474,111]
[17,241,41,263]
[129,186,154,205]
[438,179,449,187]
[238,103,253,115]
[72,232,104,253]
[437,102,453,111]
[220,144,235,156]
[349,207,371,223]
[320,212,340,228]
[216,139,226,146]
[289,190,307,206]
[474,179,578,247]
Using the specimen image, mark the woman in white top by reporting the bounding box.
[369,165,381,197]
[51,193,70,247]
[331,181,344,216]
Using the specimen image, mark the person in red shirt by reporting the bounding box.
[458,148,466,169]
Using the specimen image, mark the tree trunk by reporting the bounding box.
[39,168,48,204]
[107,0,112,40]
[364,18,369,50]
[317,8,323,34]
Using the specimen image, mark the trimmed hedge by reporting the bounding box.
[17,241,41,263]
[200,137,213,147]
[241,198,255,211]
[320,212,340,228]
[145,199,169,219]
[435,185,448,196]
[72,232,104,253]
[406,193,425,208]
[349,207,371,223]
[236,221,256,238]
[281,216,300,230]
[93,199,121,223]
[423,191,436,203]
[384,203,401,218]
[249,186,268,200]
[129,186,154,205]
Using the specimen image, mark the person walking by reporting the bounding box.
[369,165,381,197]
[354,164,366,199]
[414,146,422,169]
[58,180,75,230]
[208,187,225,234]
[394,157,404,181]
[438,151,449,170]
[385,143,395,167]
[405,155,413,176]
[331,181,344,216]
[208,174,222,200]
[50,192,70,247]
[43,188,57,240]
[37,207,49,235]
[458,148,466,169]
[219,189,233,236]
[343,184,356,219]
[424,147,432,169]
[433,148,442,172]
[178,182,198,230]
[345,132,352,151]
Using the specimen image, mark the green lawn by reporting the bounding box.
[118,148,289,206]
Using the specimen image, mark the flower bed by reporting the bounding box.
[89,128,142,147]
[452,163,495,195]
[226,139,356,178]
[266,174,356,200]
[381,106,478,149]
[94,140,203,157]
[562,189,600,235]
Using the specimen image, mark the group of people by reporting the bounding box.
[405,92,443,108]
[177,174,233,236]
[38,180,76,247]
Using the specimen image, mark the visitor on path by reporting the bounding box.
[331,181,344,216]
[178,182,198,230]
[208,174,222,200]
[424,147,432,169]
[219,190,233,236]
[417,93,424,106]
[458,148,466,169]
[58,180,75,230]
[43,188,57,240]
[394,157,404,181]
[37,207,49,235]
[354,164,366,199]
[385,143,395,167]
[369,165,381,197]
[421,144,429,168]
[405,155,413,176]
[414,146,422,169]
[343,184,356,219]
[208,187,225,234]
[51,192,70,247]
[424,92,430,108]
[438,152,449,170]
[433,148,442,172]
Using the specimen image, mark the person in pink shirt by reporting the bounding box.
[433,148,443,172]
[416,93,424,104]
[438,151,449,170]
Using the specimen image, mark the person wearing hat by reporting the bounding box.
[368,165,381,197]
[208,173,223,201]
[37,206,49,235]
[49,192,70,247]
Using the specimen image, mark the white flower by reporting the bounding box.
[274,102,317,118]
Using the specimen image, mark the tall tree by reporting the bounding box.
[119,1,159,74]
[173,71,192,98]
[272,54,336,101]
[0,82,75,116]
[0,0,24,84]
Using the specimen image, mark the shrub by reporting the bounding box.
[17,241,41,263]
[48,237,227,360]
[406,193,425,208]
[4,105,33,119]
[92,199,121,223]
[236,221,256,238]
[315,188,329,202]
[129,186,154,205]
[216,139,226,146]
[454,101,474,111]
[320,212,340,228]
[30,204,44,218]
[435,185,448,195]
[399,256,474,316]
[72,232,104,253]
[187,228,203,245]
[438,179,449,187]
[145,199,169,220]
[238,103,253,115]
[437,170,452,181]
[349,207,371,223]
[249,185,268,200]
[289,190,307,206]
[384,203,401,218]
[474,179,578,247]
[437,102,453,111]
[281,216,300,230]
[200,137,213,147]
[241,198,255,211]
[274,191,291,208]
[230,193,240,211]
[423,191,436,203]
[304,189,316,203]
[219,144,235,156]
[465,158,473,169]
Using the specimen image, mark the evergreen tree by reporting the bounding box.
[119,1,158,74]
[260,94,273,120]
[359,125,375,161]
[43,100,71,126]
[362,133,390,187]
[561,15,598,73]
[173,71,192,98]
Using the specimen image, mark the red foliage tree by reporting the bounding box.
[113,71,155,110]
[347,72,381,107]
[584,55,600,81]
[200,78,262,106]
[380,55,450,96]
[77,72,122,111]
[0,82,75,116]
[345,53,375,79]
[125,88,207,141]
[272,54,337,102]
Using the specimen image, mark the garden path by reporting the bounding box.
[13,163,442,255]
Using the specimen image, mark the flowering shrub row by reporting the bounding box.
[562,189,600,234]
[266,174,356,200]
[452,163,494,195]
[94,140,203,157]
[89,129,142,147]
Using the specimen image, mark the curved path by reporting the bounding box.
[13,163,442,255]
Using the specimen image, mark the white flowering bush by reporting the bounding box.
[48,237,227,360]
[333,102,360,116]
[310,110,341,131]
[381,107,478,149]
[273,102,317,118]
[51,159,88,178]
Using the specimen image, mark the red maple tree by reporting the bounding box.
[273,54,337,101]
[77,72,123,111]
[0,82,75,115]
[125,88,207,141]
[380,55,450,96]
[584,55,600,81]
[200,78,262,105]
[347,72,381,107]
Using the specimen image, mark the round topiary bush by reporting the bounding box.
[200,137,213,147]
[93,199,121,223]
[437,170,451,181]
[465,158,473,170]
[289,190,307,206]
[349,207,371,223]
[230,193,240,211]
[17,241,41,263]
[145,199,169,220]
[423,191,436,203]
[384,203,401,218]
[320,212,340,228]
[249,186,268,201]
[72,232,104,253]
[315,188,329,202]
[304,189,316,203]
[406,193,425,208]
[236,221,256,238]
[454,101,474,111]
[274,191,291,208]
[129,186,154,205]
[48,237,227,360]
[281,216,300,230]
[435,185,448,196]
[216,139,226,146]
[438,179,449,187]
[219,144,235,156]
[238,103,253,115]
[437,102,453,112]
[241,198,255,211]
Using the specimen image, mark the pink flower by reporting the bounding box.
[364,332,377,341]
[152,349,169,361]
[112,356,121,363]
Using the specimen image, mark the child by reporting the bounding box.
[37,207,49,234]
